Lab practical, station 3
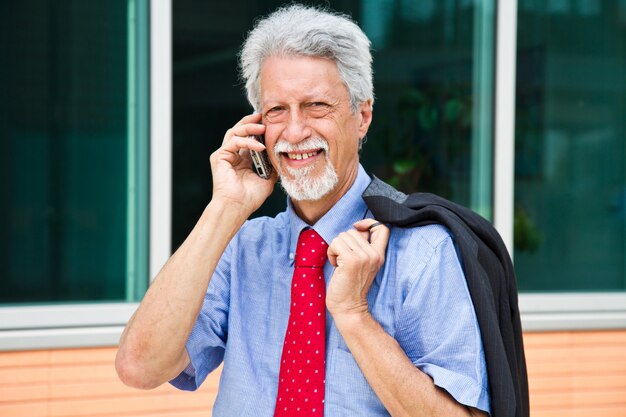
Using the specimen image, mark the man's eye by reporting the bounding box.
[266,107,284,114]
[265,107,287,121]
[306,102,331,116]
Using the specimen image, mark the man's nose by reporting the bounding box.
[282,110,312,143]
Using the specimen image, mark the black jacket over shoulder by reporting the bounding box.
[362,176,529,417]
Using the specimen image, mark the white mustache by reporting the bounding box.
[273,137,329,156]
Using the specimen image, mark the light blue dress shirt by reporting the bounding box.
[170,165,491,416]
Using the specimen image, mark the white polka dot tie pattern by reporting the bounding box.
[274,229,327,417]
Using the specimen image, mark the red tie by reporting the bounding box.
[274,229,328,417]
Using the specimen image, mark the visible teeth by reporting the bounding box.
[287,151,318,160]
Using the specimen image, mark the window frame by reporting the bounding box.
[494,0,626,332]
[2,0,625,353]
[519,293,626,331]
[0,0,171,351]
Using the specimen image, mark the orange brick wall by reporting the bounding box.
[1,330,625,416]
[525,330,626,416]
[0,348,220,417]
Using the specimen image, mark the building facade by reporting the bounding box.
[2,0,626,415]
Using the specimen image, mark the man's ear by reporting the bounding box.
[357,99,373,139]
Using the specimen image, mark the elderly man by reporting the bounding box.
[116,5,490,417]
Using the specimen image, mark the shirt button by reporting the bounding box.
[289,253,294,260]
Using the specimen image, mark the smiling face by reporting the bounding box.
[259,55,372,204]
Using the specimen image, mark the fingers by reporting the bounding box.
[222,113,266,147]
[353,219,390,253]
[222,135,266,155]
[211,114,267,167]
[326,235,348,267]
[327,226,387,270]
[342,229,377,255]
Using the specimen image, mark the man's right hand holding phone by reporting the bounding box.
[209,113,278,219]
[117,114,277,387]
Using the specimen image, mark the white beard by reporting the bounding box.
[273,137,339,201]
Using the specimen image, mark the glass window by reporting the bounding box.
[0,1,149,304]
[514,1,626,291]
[172,0,495,249]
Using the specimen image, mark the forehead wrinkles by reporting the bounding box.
[259,57,349,107]
[261,87,343,108]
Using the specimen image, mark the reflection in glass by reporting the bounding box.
[515,2,626,291]
[0,1,149,304]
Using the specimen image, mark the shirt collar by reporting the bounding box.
[287,164,371,261]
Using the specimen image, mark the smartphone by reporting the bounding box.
[249,135,273,179]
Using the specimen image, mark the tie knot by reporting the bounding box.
[295,229,328,268]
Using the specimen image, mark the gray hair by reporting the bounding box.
[239,4,373,113]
